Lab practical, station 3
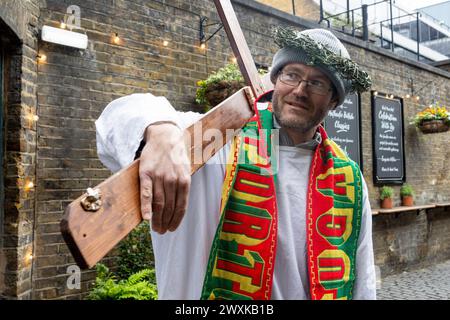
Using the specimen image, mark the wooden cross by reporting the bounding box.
[61,0,274,269]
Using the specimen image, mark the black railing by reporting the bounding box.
[318,0,424,61]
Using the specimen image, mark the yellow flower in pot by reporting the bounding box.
[400,184,414,207]
[412,104,450,134]
[380,186,394,209]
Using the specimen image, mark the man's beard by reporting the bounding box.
[272,91,327,134]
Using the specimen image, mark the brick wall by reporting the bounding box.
[0,0,40,300]
[256,0,320,21]
[1,0,449,299]
[373,207,450,277]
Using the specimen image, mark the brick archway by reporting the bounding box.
[0,14,38,299]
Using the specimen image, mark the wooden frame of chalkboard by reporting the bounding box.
[323,92,363,171]
[371,91,406,185]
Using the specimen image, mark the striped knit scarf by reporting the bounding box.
[201,91,363,300]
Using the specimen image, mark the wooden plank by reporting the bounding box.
[61,0,270,270]
[376,204,436,215]
[61,88,255,269]
[436,202,450,208]
[213,0,266,98]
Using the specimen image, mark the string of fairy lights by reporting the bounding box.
[372,78,441,109]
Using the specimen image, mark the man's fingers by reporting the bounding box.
[151,176,165,233]
[161,177,177,233]
[140,175,153,221]
[168,175,191,232]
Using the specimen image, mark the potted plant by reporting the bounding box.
[412,104,450,134]
[195,63,266,112]
[380,186,394,209]
[400,184,414,207]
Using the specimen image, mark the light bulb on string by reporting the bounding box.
[113,33,120,45]
[37,54,47,63]
[24,180,34,192]
[26,113,39,123]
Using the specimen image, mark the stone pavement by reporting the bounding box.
[376,260,450,300]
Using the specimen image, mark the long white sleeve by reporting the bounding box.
[95,93,202,172]
[353,177,377,299]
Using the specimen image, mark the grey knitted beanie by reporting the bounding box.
[270,28,352,106]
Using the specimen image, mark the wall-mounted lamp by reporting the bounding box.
[163,40,169,47]
[199,16,223,50]
[41,25,88,49]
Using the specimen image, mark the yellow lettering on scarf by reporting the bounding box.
[316,208,353,246]
[317,249,351,290]
[317,165,355,204]
[243,139,269,167]
[212,250,264,294]
[220,206,272,246]
[320,293,348,300]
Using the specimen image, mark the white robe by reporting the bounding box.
[95,93,377,300]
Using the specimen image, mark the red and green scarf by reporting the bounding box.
[201,92,363,300]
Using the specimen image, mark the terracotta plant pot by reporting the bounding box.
[402,196,414,206]
[380,198,393,209]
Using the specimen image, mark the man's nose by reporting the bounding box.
[291,80,309,96]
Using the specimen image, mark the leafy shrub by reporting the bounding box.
[116,221,154,280]
[380,186,394,200]
[195,63,244,107]
[86,263,158,300]
[86,221,158,300]
[400,184,414,197]
[195,63,267,111]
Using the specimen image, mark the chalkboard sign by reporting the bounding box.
[372,92,405,185]
[324,93,362,168]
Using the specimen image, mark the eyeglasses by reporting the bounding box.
[278,71,332,96]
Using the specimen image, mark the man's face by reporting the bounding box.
[272,63,338,134]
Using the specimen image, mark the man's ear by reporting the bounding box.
[329,96,339,110]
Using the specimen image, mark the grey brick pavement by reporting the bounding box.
[376,260,450,300]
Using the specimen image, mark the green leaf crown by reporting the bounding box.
[273,27,372,93]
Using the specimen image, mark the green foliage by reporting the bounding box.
[195,63,243,106]
[380,186,394,200]
[400,184,414,197]
[86,221,158,300]
[195,63,267,110]
[86,263,158,300]
[116,221,154,280]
